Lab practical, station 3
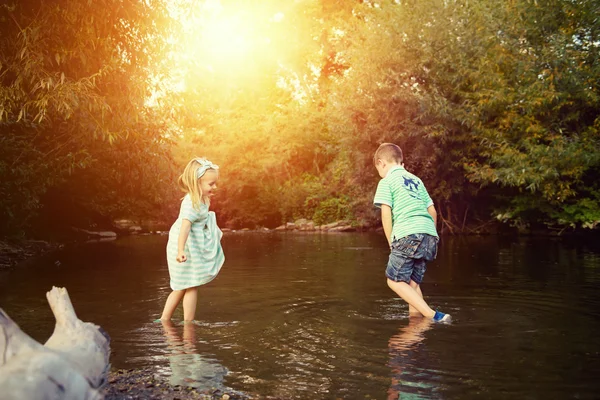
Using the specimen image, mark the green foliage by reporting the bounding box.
[167,0,599,232]
[0,0,176,235]
[312,197,352,226]
[1,0,599,236]
[0,123,84,234]
[329,0,599,231]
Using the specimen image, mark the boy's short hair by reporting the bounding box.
[373,143,403,165]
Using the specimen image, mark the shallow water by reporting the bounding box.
[1,233,600,399]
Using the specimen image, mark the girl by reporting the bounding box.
[160,158,225,321]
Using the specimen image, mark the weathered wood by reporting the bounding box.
[0,308,42,365]
[44,287,111,388]
[0,287,110,400]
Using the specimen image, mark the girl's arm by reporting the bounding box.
[381,204,393,247]
[176,219,192,262]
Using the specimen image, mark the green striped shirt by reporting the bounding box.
[373,165,438,240]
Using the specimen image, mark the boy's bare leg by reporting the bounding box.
[387,279,435,319]
[408,280,424,316]
[387,317,433,400]
[182,286,199,321]
[161,290,185,320]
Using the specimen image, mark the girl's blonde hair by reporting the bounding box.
[178,158,218,210]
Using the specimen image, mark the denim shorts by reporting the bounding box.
[386,234,439,284]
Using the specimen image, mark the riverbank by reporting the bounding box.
[0,239,62,270]
[3,217,596,271]
[0,219,374,269]
[104,368,245,400]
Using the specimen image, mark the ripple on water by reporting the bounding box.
[2,234,600,399]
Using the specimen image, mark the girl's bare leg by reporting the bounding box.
[160,290,185,321]
[182,322,197,353]
[182,286,199,321]
[408,280,424,316]
[183,321,196,344]
[387,279,435,319]
[160,319,178,339]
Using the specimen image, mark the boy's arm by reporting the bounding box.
[427,205,437,227]
[381,204,393,247]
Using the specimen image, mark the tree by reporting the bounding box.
[0,0,177,235]
[322,0,600,231]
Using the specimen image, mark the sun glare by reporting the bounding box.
[199,15,254,66]
[146,0,295,105]
[174,0,284,76]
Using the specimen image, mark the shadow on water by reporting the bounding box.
[1,233,600,399]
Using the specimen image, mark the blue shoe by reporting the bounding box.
[433,311,452,323]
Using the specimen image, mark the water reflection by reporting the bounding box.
[160,320,228,390]
[388,317,435,400]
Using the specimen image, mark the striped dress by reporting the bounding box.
[166,194,225,290]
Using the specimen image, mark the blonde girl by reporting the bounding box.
[160,158,224,321]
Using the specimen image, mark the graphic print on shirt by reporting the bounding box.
[402,176,421,200]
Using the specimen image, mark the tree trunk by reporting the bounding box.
[0,287,111,400]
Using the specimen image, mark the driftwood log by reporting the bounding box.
[0,287,111,400]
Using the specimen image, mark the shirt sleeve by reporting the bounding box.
[374,179,393,208]
[419,180,434,208]
[179,196,204,223]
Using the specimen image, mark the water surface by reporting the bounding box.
[1,233,599,399]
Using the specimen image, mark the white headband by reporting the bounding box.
[195,158,219,179]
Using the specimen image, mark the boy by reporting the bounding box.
[373,143,451,322]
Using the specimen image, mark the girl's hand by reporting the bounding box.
[176,251,187,263]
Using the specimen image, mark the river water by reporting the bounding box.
[1,233,599,399]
